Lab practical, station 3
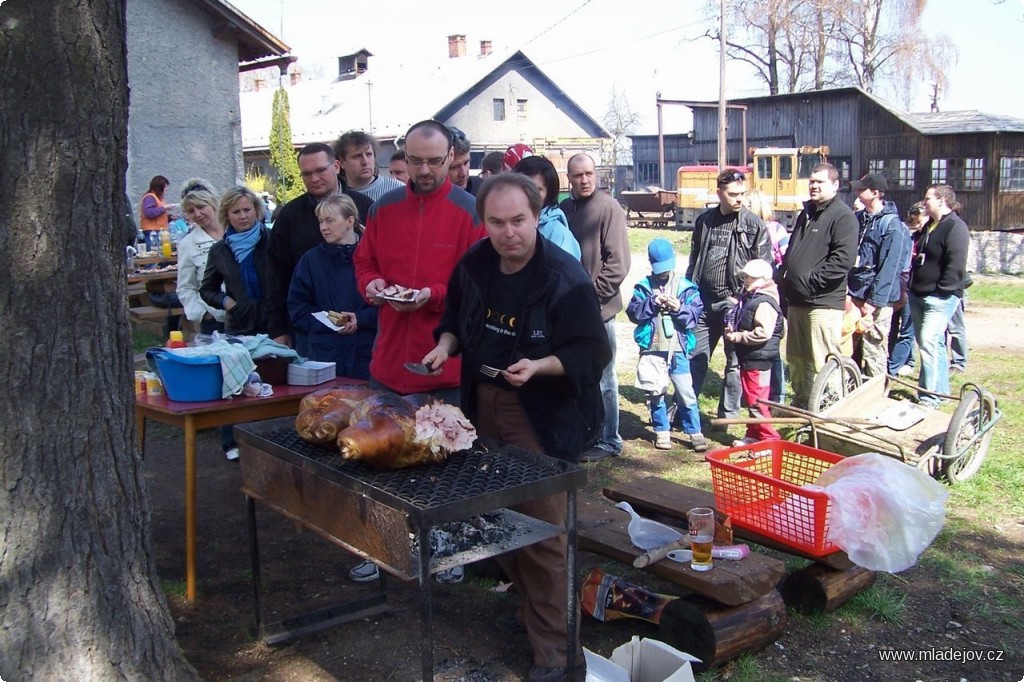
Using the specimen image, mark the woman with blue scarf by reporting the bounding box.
[200,185,272,335]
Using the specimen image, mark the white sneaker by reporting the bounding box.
[732,437,758,448]
[655,432,672,450]
[225,447,240,461]
[896,365,914,377]
[348,560,380,583]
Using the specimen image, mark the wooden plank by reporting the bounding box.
[576,498,784,607]
[781,563,877,613]
[604,476,854,570]
[129,305,184,320]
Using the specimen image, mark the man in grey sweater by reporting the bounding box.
[560,154,631,462]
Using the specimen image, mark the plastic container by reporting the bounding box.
[147,348,222,402]
[160,227,172,257]
[705,440,845,556]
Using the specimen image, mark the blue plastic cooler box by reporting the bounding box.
[147,348,222,402]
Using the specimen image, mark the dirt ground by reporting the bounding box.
[142,291,1023,682]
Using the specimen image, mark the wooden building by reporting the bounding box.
[630,87,1024,231]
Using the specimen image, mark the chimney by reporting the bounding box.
[479,40,492,57]
[448,34,466,59]
[254,76,264,92]
[289,68,301,86]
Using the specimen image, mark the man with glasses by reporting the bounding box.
[777,163,858,407]
[335,130,404,202]
[350,120,485,585]
[686,168,770,435]
[266,142,372,349]
[560,153,631,462]
[447,126,483,195]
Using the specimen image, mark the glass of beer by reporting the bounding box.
[688,507,715,571]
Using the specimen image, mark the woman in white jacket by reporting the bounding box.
[177,179,227,333]
[175,179,238,460]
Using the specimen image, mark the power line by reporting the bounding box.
[523,0,595,46]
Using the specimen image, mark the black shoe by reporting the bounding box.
[579,447,615,463]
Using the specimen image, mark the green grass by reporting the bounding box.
[968,276,1024,307]
[133,327,162,353]
[161,579,187,597]
[697,654,789,682]
[839,581,907,625]
[626,227,692,257]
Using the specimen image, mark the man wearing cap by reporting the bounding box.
[686,168,771,420]
[447,127,484,195]
[848,172,912,377]
[335,130,404,202]
[777,163,858,407]
[502,143,534,172]
[560,153,631,462]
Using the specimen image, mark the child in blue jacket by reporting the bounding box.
[287,195,377,379]
[626,238,706,452]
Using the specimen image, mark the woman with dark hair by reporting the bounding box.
[139,175,178,249]
[512,156,581,259]
[199,186,272,335]
[908,185,969,407]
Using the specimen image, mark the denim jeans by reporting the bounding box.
[648,352,702,435]
[909,293,960,406]
[689,304,742,418]
[769,356,786,404]
[947,295,968,370]
[596,319,623,454]
[888,304,916,374]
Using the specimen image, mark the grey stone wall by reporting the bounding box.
[970,231,1024,275]
[126,0,244,219]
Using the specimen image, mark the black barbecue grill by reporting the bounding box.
[235,416,586,681]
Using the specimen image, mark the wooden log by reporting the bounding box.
[781,563,877,614]
[576,499,785,607]
[658,588,787,670]
[604,476,855,570]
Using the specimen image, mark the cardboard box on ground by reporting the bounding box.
[584,636,699,682]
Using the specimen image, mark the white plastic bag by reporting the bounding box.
[816,453,948,573]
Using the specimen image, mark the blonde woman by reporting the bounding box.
[200,186,271,335]
[176,179,226,334]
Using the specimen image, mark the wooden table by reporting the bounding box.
[135,377,362,601]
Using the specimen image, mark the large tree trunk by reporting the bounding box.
[0,2,198,679]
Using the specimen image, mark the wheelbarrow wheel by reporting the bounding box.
[942,390,995,484]
[808,356,862,413]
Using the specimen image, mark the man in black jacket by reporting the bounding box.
[265,142,372,351]
[686,168,770,420]
[777,163,858,407]
[426,173,608,682]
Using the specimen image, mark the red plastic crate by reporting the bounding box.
[705,441,845,556]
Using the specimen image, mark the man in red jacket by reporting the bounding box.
[355,120,484,400]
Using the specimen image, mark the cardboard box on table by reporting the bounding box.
[584,637,700,682]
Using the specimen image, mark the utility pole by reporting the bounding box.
[718,0,728,168]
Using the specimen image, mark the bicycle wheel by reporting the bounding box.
[942,390,995,484]
[808,356,862,413]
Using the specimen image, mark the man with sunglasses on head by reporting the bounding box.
[266,142,372,350]
[447,126,484,196]
[776,163,858,408]
[686,168,771,429]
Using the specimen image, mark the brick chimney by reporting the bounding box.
[479,40,492,57]
[289,68,301,86]
[448,34,466,59]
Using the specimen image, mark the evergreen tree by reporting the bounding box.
[269,87,303,204]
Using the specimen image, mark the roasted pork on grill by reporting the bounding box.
[295,388,477,468]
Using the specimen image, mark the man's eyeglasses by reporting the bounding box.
[300,165,333,179]
[718,171,746,186]
[407,155,447,169]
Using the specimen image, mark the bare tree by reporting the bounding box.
[0,2,198,679]
[603,87,642,167]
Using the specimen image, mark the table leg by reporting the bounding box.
[418,525,433,681]
[184,414,197,602]
[135,407,146,459]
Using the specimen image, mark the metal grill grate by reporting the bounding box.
[263,428,567,511]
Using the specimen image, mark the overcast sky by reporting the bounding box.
[230,0,1024,133]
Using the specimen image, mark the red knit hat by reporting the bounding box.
[502,144,534,172]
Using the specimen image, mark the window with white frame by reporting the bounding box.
[999,157,1024,191]
[931,158,948,184]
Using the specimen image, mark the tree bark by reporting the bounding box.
[0,2,198,679]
